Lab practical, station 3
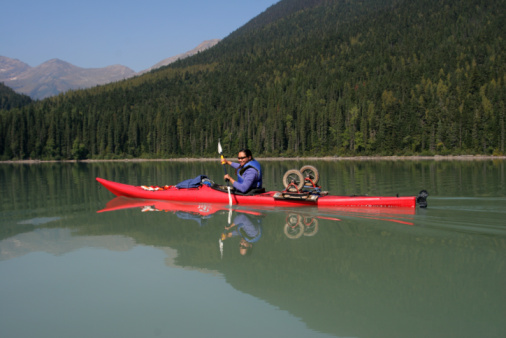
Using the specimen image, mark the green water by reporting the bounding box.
[1,160,505,338]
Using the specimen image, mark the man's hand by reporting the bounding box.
[224,174,234,183]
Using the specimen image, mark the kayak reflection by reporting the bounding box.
[97,196,262,226]
[98,196,265,257]
[98,197,416,240]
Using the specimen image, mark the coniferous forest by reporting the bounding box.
[0,0,505,160]
[0,83,32,111]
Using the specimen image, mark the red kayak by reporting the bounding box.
[96,177,426,208]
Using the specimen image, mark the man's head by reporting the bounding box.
[239,238,252,256]
[237,149,253,166]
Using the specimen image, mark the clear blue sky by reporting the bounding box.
[1,0,279,72]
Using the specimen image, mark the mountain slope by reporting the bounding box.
[139,39,220,74]
[0,82,32,110]
[0,57,31,79]
[1,0,505,160]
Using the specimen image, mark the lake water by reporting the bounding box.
[1,159,505,338]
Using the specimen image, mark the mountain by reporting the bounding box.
[139,39,220,74]
[1,0,505,160]
[0,40,220,100]
[0,57,31,79]
[0,56,136,100]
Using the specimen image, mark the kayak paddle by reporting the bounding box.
[218,139,228,182]
[218,139,233,206]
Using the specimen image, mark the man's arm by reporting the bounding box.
[232,167,257,193]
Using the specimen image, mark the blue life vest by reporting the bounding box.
[236,159,262,189]
[238,221,262,243]
[234,214,263,243]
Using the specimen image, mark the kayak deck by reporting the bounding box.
[96,177,419,208]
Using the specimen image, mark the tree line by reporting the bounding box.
[0,83,32,111]
[0,0,505,160]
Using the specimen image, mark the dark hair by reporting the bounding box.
[238,149,253,158]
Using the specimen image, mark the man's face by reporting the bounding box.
[237,152,250,166]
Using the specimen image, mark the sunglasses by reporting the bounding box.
[237,156,248,160]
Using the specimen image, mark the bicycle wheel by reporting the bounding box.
[282,169,304,192]
[300,165,319,186]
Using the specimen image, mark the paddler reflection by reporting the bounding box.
[221,213,262,256]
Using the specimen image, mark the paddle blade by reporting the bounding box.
[218,140,223,154]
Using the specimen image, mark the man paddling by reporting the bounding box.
[222,149,263,193]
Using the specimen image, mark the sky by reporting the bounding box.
[1,0,280,72]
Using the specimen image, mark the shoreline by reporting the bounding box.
[1,155,505,164]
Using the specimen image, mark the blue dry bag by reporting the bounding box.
[175,175,208,189]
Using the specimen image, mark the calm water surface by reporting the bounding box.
[1,160,505,338]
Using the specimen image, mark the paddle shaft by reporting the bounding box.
[220,154,230,186]
[218,140,232,206]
